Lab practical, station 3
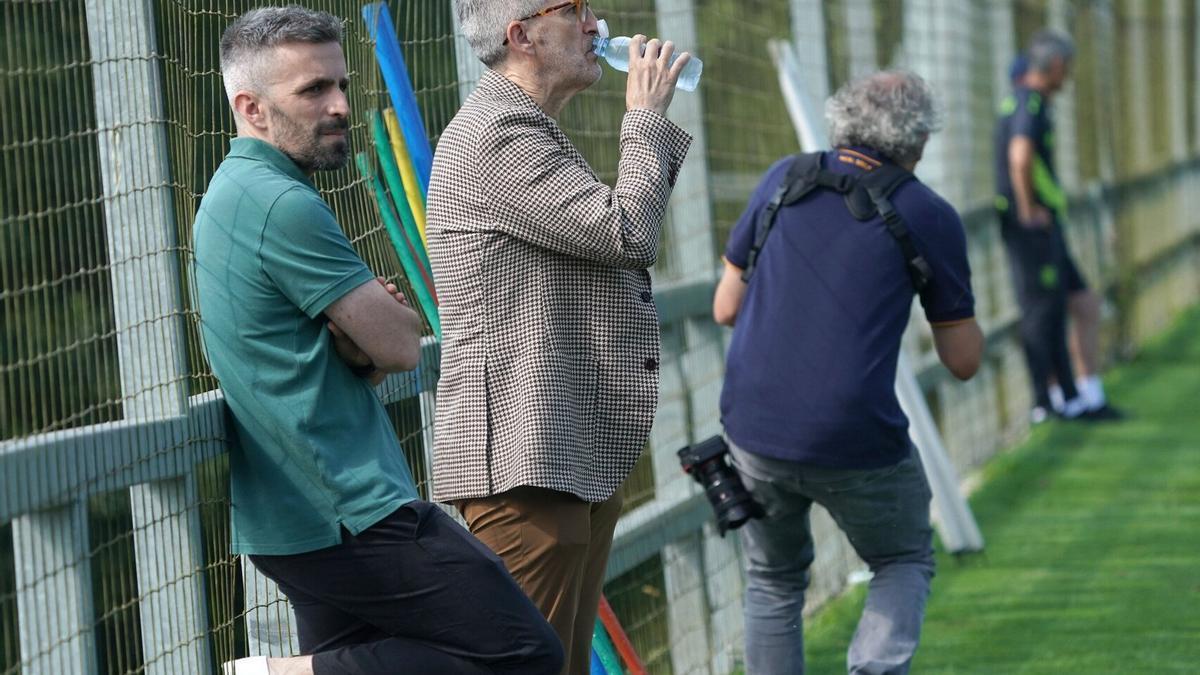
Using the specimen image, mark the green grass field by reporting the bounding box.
[804,308,1200,673]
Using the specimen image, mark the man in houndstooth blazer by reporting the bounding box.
[429,1,693,672]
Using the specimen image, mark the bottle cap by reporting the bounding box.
[596,18,609,39]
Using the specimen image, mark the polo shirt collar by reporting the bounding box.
[228,137,315,188]
[837,145,886,163]
[831,145,887,173]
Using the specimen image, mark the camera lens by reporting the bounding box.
[698,457,764,535]
[678,436,765,536]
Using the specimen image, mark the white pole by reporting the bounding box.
[896,358,985,553]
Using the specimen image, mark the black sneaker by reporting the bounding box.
[1082,404,1126,421]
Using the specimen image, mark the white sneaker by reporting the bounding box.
[1048,384,1066,413]
[223,656,270,675]
[1061,396,1089,419]
[1030,406,1049,424]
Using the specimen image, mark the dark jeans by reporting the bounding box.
[1001,220,1079,409]
[250,500,564,675]
[730,442,935,675]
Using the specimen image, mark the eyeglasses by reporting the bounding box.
[502,0,591,45]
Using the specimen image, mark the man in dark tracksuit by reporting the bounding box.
[994,30,1087,422]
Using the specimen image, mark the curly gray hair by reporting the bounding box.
[455,0,545,67]
[220,6,343,103]
[825,70,942,167]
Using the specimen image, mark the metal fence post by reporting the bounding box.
[989,0,1016,111]
[984,0,1018,325]
[843,0,878,78]
[1089,0,1119,185]
[242,561,301,658]
[789,0,830,110]
[653,3,727,671]
[1122,0,1154,175]
[1195,0,1200,154]
[655,0,721,459]
[83,1,210,673]
[1165,0,1190,163]
[13,502,97,674]
[1047,0,1112,305]
[1048,0,1082,193]
[1088,0,1135,350]
[902,0,973,208]
[452,8,485,105]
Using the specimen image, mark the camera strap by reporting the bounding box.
[740,152,933,293]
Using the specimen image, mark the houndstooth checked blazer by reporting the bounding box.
[427,70,692,503]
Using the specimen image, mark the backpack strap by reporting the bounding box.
[856,165,934,292]
[741,153,821,282]
[740,153,934,293]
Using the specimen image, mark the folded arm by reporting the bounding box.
[324,278,423,374]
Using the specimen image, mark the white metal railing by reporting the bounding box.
[7,158,1195,671]
[4,0,1200,673]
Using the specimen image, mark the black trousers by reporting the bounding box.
[250,500,564,675]
[1001,219,1079,409]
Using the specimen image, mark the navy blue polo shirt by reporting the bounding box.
[720,147,975,469]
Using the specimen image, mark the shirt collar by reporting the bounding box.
[227,137,315,188]
[831,146,886,172]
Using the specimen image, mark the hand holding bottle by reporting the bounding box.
[592,19,703,95]
[621,35,692,115]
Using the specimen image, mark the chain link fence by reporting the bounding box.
[2,0,1199,673]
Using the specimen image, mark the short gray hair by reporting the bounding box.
[220,6,344,102]
[825,70,942,167]
[454,0,544,67]
[1027,29,1074,73]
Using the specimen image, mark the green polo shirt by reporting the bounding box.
[193,137,417,555]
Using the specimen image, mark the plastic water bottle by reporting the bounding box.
[592,33,703,92]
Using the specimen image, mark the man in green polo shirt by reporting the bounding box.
[194,7,560,675]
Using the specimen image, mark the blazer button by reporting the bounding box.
[644,357,659,371]
[640,290,653,303]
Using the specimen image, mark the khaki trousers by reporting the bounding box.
[457,486,624,675]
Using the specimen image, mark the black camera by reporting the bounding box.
[677,435,765,536]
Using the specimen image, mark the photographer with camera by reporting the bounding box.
[711,71,983,674]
